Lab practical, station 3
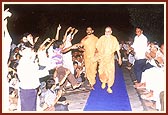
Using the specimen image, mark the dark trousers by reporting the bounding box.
[142,62,154,72]
[57,66,78,90]
[133,59,147,83]
[20,88,37,111]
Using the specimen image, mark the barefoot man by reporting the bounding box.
[79,27,98,89]
[95,26,122,93]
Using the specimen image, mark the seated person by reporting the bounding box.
[42,77,69,111]
[9,87,18,111]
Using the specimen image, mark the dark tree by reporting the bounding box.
[127,4,164,44]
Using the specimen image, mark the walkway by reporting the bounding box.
[63,62,160,112]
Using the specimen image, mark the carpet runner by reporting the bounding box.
[84,63,132,111]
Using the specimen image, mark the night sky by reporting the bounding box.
[4,3,164,45]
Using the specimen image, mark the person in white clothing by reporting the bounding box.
[138,44,165,111]
[62,27,78,74]
[17,47,49,111]
[2,8,12,112]
[129,27,148,83]
[37,38,55,70]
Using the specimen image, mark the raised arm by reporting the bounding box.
[77,36,88,52]
[38,38,51,51]
[71,28,78,39]
[45,38,55,50]
[55,24,61,40]
[42,38,51,47]
[61,43,79,53]
[62,26,72,43]
[3,8,12,21]
[3,8,12,37]
[34,36,39,45]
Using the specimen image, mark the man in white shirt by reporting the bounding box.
[130,27,148,83]
[17,47,49,111]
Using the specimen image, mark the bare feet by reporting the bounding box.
[107,87,113,93]
[145,100,156,109]
[101,83,106,89]
[134,82,146,89]
[141,91,153,100]
[90,85,95,90]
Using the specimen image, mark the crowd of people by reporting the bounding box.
[119,27,165,111]
[3,8,165,112]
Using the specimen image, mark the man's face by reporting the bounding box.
[73,63,78,70]
[135,28,142,36]
[86,27,93,35]
[105,28,112,37]
[27,34,33,41]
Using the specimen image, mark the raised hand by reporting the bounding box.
[57,24,61,31]
[74,29,78,34]
[71,28,75,33]
[4,8,12,20]
[66,27,72,32]
[46,38,51,42]
[34,36,39,44]
[71,43,80,49]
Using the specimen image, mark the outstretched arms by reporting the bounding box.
[62,26,72,43]
[61,43,79,53]
[3,8,12,37]
[71,29,78,40]
[3,8,12,20]
[55,24,61,41]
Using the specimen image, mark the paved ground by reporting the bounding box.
[62,62,160,112]
[63,79,91,111]
[121,63,158,112]
[6,62,164,113]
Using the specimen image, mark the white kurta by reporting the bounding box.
[62,34,74,74]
